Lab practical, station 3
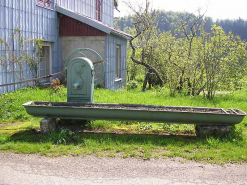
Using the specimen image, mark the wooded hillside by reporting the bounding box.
[115,10,247,41]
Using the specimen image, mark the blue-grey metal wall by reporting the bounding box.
[56,0,114,27]
[0,0,119,94]
[0,0,62,94]
[105,34,127,90]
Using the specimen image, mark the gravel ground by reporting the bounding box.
[0,153,246,185]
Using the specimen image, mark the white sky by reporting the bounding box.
[114,0,247,21]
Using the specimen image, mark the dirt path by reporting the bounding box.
[0,153,246,185]
[0,123,22,128]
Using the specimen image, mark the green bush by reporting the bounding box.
[127,81,138,90]
[49,129,79,145]
[0,134,10,144]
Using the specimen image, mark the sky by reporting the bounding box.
[114,0,247,21]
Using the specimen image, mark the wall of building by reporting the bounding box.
[0,0,124,94]
[0,0,62,94]
[61,36,106,86]
[56,0,114,27]
[105,34,127,90]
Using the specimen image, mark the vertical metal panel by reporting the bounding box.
[104,35,108,87]
[105,34,127,90]
[56,0,113,27]
[101,0,113,27]
[0,0,115,93]
[0,50,4,94]
[0,0,62,94]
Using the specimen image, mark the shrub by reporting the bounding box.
[0,134,10,144]
[127,81,138,90]
[49,129,79,145]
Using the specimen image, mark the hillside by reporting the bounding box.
[115,10,247,40]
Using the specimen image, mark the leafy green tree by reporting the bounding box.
[202,26,247,99]
[159,13,247,99]
[120,2,247,98]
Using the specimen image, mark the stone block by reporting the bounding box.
[195,125,231,137]
[40,117,57,133]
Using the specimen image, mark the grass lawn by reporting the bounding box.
[0,85,247,164]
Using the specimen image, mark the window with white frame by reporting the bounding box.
[116,45,121,79]
[37,0,52,9]
[39,44,52,82]
[95,0,102,21]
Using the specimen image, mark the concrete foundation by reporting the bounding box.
[195,125,231,137]
[62,36,106,87]
[40,118,58,133]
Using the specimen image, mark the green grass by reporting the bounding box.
[0,128,246,164]
[0,87,67,123]
[0,85,247,163]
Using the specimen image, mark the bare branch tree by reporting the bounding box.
[126,0,164,90]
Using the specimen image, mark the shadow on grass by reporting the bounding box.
[10,129,42,143]
[1,127,246,164]
[7,128,205,147]
[3,124,243,150]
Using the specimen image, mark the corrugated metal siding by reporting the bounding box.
[105,34,127,90]
[60,15,106,36]
[0,0,62,94]
[55,0,114,27]
[102,0,114,27]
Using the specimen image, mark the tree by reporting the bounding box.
[160,13,247,98]
[115,11,247,41]
[202,26,247,99]
[127,0,164,91]
[122,2,247,98]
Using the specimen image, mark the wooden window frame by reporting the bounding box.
[37,0,52,9]
[38,43,52,82]
[115,44,121,80]
[95,0,103,21]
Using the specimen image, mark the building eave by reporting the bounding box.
[110,29,133,40]
[56,5,132,40]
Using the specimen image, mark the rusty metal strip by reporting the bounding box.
[0,71,65,87]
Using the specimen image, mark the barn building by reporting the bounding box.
[0,0,132,94]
